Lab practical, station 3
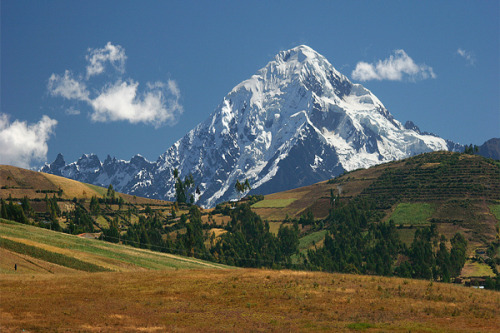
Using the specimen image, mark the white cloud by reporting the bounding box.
[47,42,183,127]
[352,50,436,82]
[86,42,126,78]
[65,107,81,116]
[90,79,183,127]
[0,113,57,168]
[48,70,89,101]
[457,48,475,66]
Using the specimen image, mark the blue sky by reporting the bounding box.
[1,0,498,168]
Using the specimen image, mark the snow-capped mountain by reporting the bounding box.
[42,153,156,193]
[42,45,460,207]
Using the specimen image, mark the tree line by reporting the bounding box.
[305,197,468,282]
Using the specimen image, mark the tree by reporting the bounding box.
[278,222,300,260]
[184,205,205,256]
[244,179,251,191]
[0,199,8,219]
[102,216,120,243]
[20,196,34,218]
[435,235,451,282]
[173,169,195,204]
[107,184,115,200]
[235,180,244,199]
[464,144,479,155]
[235,179,251,200]
[90,196,100,216]
[212,204,282,268]
[450,232,467,278]
[409,227,435,279]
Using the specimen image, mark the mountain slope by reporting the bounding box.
[250,151,500,253]
[479,138,500,160]
[0,164,163,205]
[43,45,458,207]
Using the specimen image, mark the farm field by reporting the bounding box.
[388,203,435,226]
[1,268,499,332]
[0,220,228,274]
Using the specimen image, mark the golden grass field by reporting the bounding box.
[1,269,499,332]
[0,164,172,207]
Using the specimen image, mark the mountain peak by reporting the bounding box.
[276,45,320,63]
[43,46,457,207]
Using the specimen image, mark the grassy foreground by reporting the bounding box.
[1,269,499,332]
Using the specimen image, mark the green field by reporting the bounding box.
[0,219,229,273]
[389,203,435,226]
[251,198,296,208]
[298,230,328,252]
[462,260,496,277]
[490,204,500,221]
[0,237,110,272]
[84,183,109,197]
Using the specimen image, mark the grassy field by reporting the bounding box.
[389,203,435,226]
[0,164,171,207]
[490,205,500,220]
[0,219,228,274]
[1,269,498,332]
[461,261,496,278]
[298,230,328,252]
[251,198,297,208]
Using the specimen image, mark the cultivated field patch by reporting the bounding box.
[251,198,297,208]
[389,202,435,225]
[298,230,327,252]
[0,220,229,272]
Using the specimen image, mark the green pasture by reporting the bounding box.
[0,219,229,271]
[389,203,435,226]
[298,230,328,252]
[251,198,297,208]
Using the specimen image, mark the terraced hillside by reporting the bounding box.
[357,152,500,207]
[247,152,500,266]
[251,152,499,221]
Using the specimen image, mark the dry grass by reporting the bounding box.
[1,269,498,332]
[0,165,172,207]
[42,173,104,199]
[249,165,387,221]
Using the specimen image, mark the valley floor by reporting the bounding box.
[1,269,499,332]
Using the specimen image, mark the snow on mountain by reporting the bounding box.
[42,45,458,207]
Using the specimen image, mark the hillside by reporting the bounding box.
[1,268,499,332]
[251,151,499,221]
[0,164,168,205]
[246,151,500,278]
[0,219,228,274]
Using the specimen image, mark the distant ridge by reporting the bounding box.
[478,138,500,160]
